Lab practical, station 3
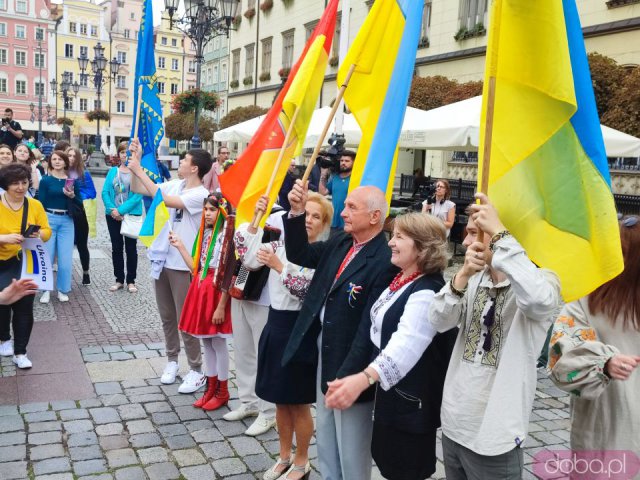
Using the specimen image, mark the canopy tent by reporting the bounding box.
[17,120,62,134]
[215,96,640,158]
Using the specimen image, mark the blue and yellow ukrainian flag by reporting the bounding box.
[130,0,164,182]
[479,0,623,301]
[338,0,423,203]
[139,190,170,248]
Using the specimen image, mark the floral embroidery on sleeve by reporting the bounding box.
[282,272,312,301]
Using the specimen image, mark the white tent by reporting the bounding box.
[215,96,640,158]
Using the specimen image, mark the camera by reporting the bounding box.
[418,183,436,203]
[1,118,9,126]
[316,133,346,174]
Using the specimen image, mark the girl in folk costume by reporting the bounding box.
[170,193,233,411]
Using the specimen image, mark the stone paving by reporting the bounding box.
[0,176,574,479]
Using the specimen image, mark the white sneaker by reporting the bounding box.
[178,370,206,394]
[13,354,32,369]
[223,403,260,422]
[57,292,69,302]
[245,413,276,436]
[39,291,50,304]
[160,361,180,384]
[0,340,13,357]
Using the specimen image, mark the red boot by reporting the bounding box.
[193,376,217,408]
[202,379,230,411]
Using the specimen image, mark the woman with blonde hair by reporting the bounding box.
[325,212,457,480]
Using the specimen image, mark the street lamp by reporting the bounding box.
[77,42,121,152]
[164,0,240,148]
[50,72,80,141]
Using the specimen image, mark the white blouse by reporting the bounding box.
[423,198,456,237]
[368,280,437,391]
[235,223,314,311]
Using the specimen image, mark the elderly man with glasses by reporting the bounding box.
[427,193,561,480]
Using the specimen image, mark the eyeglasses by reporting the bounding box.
[435,185,445,189]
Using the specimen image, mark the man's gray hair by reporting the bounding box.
[367,191,388,224]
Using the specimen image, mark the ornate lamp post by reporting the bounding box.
[164,0,240,148]
[77,42,121,152]
[50,72,80,141]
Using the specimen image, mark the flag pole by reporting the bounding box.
[302,63,356,184]
[250,105,302,229]
[130,84,145,194]
[477,77,495,244]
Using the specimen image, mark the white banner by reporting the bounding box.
[20,238,53,291]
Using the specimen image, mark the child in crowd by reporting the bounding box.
[169,193,233,410]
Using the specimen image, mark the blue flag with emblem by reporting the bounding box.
[130,0,164,182]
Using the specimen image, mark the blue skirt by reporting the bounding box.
[256,308,316,404]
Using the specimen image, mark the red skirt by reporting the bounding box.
[178,270,232,338]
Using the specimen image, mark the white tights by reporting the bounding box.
[202,337,230,380]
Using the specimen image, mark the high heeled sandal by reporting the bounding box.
[263,456,292,480]
[281,462,311,480]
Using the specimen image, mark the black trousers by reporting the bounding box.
[105,215,138,284]
[73,207,90,272]
[0,295,35,355]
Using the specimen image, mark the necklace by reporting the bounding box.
[389,270,422,292]
[2,194,22,212]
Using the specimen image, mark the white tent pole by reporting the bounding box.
[334,0,350,135]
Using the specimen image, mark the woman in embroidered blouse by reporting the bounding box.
[325,213,457,480]
[422,179,456,237]
[235,192,332,480]
[549,215,640,456]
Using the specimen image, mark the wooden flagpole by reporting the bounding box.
[477,76,496,244]
[250,105,302,229]
[302,63,356,183]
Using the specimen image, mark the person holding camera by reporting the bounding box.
[319,150,356,232]
[0,109,24,150]
[422,179,456,238]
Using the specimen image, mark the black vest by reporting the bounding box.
[374,274,457,434]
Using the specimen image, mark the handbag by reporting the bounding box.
[0,197,28,290]
[116,170,143,239]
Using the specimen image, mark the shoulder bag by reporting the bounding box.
[0,197,28,290]
[117,169,143,239]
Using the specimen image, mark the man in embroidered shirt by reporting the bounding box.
[283,180,394,480]
[428,193,561,480]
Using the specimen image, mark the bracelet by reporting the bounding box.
[489,230,511,252]
[449,274,466,298]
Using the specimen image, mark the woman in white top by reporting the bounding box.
[422,179,456,237]
[235,192,333,480]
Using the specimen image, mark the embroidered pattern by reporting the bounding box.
[373,351,403,388]
[548,315,598,371]
[283,271,311,301]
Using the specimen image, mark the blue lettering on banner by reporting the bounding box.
[36,245,48,281]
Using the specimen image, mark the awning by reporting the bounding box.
[17,120,62,133]
[79,125,131,137]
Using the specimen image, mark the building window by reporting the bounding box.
[161,36,167,45]
[158,82,165,94]
[158,56,166,69]
[123,29,130,38]
[305,20,318,42]
[65,44,74,58]
[80,46,88,57]
[116,100,126,113]
[16,25,25,39]
[91,25,97,36]
[69,22,76,33]
[170,83,178,94]
[0,0,6,10]
[34,81,44,96]
[117,75,126,88]
[66,72,74,83]
[188,61,196,73]
[15,50,26,66]
[0,23,5,36]
[261,37,272,74]
[79,98,88,111]
[244,43,254,78]
[221,63,227,82]
[16,79,26,95]
[171,38,177,47]
[213,66,218,84]
[332,22,340,59]
[458,0,487,30]
[65,97,73,110]
[80,73,88,87]
[171,58,178,70]
[130,12,135,20]
[80,24,87,35]
[0,78,6,93]
[35,27,44,41]
[117,51,127,64]
[15,0,27,13]
[0,49,6,64]
[93,99,101,110]
[231,49,240,81]
[34,52,45,68]
[421,1,432,41]
[282,29,294,69]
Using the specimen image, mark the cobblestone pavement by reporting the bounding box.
[0,176,572,479]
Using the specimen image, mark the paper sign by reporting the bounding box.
[21,238,53,291]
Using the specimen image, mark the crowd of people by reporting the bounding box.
[0,113,637,479]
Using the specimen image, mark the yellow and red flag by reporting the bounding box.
[219,0,338,227]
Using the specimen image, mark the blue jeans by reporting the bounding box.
[45,213,75,294]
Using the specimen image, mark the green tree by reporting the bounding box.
[219,105,268,130]
[408,75,483,111]
[587,52,626,117]
[601,66,640,137]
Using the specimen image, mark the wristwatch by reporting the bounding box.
[362,370,376,386]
